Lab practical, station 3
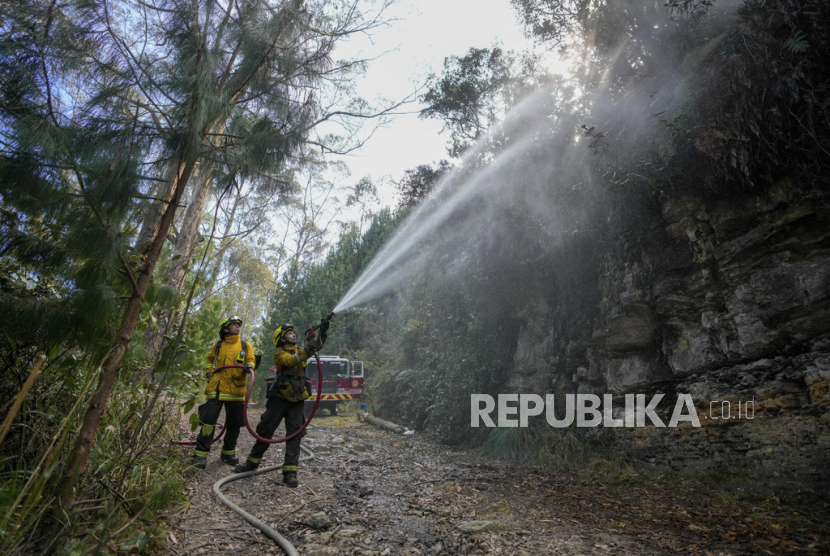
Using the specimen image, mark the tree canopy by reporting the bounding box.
[1,0,829,551]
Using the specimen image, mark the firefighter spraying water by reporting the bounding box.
[232,312,335,487]
[177,310,350,554]
[294,312,365,417]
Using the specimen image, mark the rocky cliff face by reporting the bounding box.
[506,190,830,491]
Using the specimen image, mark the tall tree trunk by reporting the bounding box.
[57,0,307,505]
[57,160,194,504]
[144,164,214,361]
[135,166,178,255]
[201,185,242,300]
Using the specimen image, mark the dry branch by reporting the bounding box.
[357,410,404,434]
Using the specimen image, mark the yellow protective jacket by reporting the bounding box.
[272,336,326,402]
[203,334,256,401]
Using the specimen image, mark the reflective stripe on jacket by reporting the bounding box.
[204,334,256,401]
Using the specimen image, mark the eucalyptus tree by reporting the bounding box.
[511,0,830,190]
[1,0,401,505]
[395,161,452,209]
[420,46,556,159]
[197,175,276,303]
[141,166,292,361]
[345,175,379,236]
[261,205,405,356]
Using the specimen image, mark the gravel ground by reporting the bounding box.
[163,407,829,556]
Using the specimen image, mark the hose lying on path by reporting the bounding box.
[213,444,314,556]
[210,355,324,555]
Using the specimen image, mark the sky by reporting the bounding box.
[328,0,536,207]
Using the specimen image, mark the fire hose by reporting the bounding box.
[210,356,323,555]
[170,423,226,446]
[174,313,334,554]
[213,354,323,556]
[170,347,325,445]
[212,445,313,556]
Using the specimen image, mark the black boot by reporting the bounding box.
[234,460,259,473]
[220,453,239,465]
[190,456,206,470]
[283,472,298,488]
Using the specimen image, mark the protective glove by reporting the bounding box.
[305,338,323,354]
[243,363,253,373]
[320,317,330,335]
[206,372,214,380]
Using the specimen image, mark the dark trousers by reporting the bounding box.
[194,399,244,458]
[246,396,304,472]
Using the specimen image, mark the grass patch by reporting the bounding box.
[147,472,187,515]
[481,424,590,469]
[0,381,190,555]
[478,424,644,484]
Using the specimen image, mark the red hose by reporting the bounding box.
[171,423,227,446]
[223,356,322,443]
[170,357,322,446]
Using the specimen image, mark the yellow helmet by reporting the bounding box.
[272,322,294,347]
[219,315,243,338]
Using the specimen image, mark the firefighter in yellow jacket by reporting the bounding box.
[233,321,325,487]
[192,315,256,470]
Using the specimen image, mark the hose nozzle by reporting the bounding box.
[305,311,335,341]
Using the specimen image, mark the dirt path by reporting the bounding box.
[164,408,828,555]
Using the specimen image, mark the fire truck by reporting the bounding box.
[264,355,364,415]
[304,355,364,416]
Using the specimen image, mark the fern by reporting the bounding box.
[784,30,809,54]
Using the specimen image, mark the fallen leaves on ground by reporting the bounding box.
[163,410,830,555]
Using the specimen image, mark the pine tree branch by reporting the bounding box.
[225,0,306,101]
[102,0,179,107]
[39,0,59,126]
[212,0,236,55]
[133,0,177,14]
[35,0,108,228]
[117,252,140,297]
[130,194,179,203]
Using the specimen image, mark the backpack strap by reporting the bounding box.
[211,339,222,366]
[213,338,254,366]
[238,338,249,363]
[240,339,261,369]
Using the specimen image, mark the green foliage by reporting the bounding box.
[482,426,540,462]
[783,30,809,54]
[395,161,453,209]
[483,424,589,471]
[1,0,399,550]
[695,0,830,188]
[157,295,223,403]
[421,46,556,157]
[248,6,830,481]
[260,207,407,360]
[511,0,830,191]
[0,359,188,554]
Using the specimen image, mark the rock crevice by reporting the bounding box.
[505,191,830,488]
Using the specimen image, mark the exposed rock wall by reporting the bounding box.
[506,191,830,489]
